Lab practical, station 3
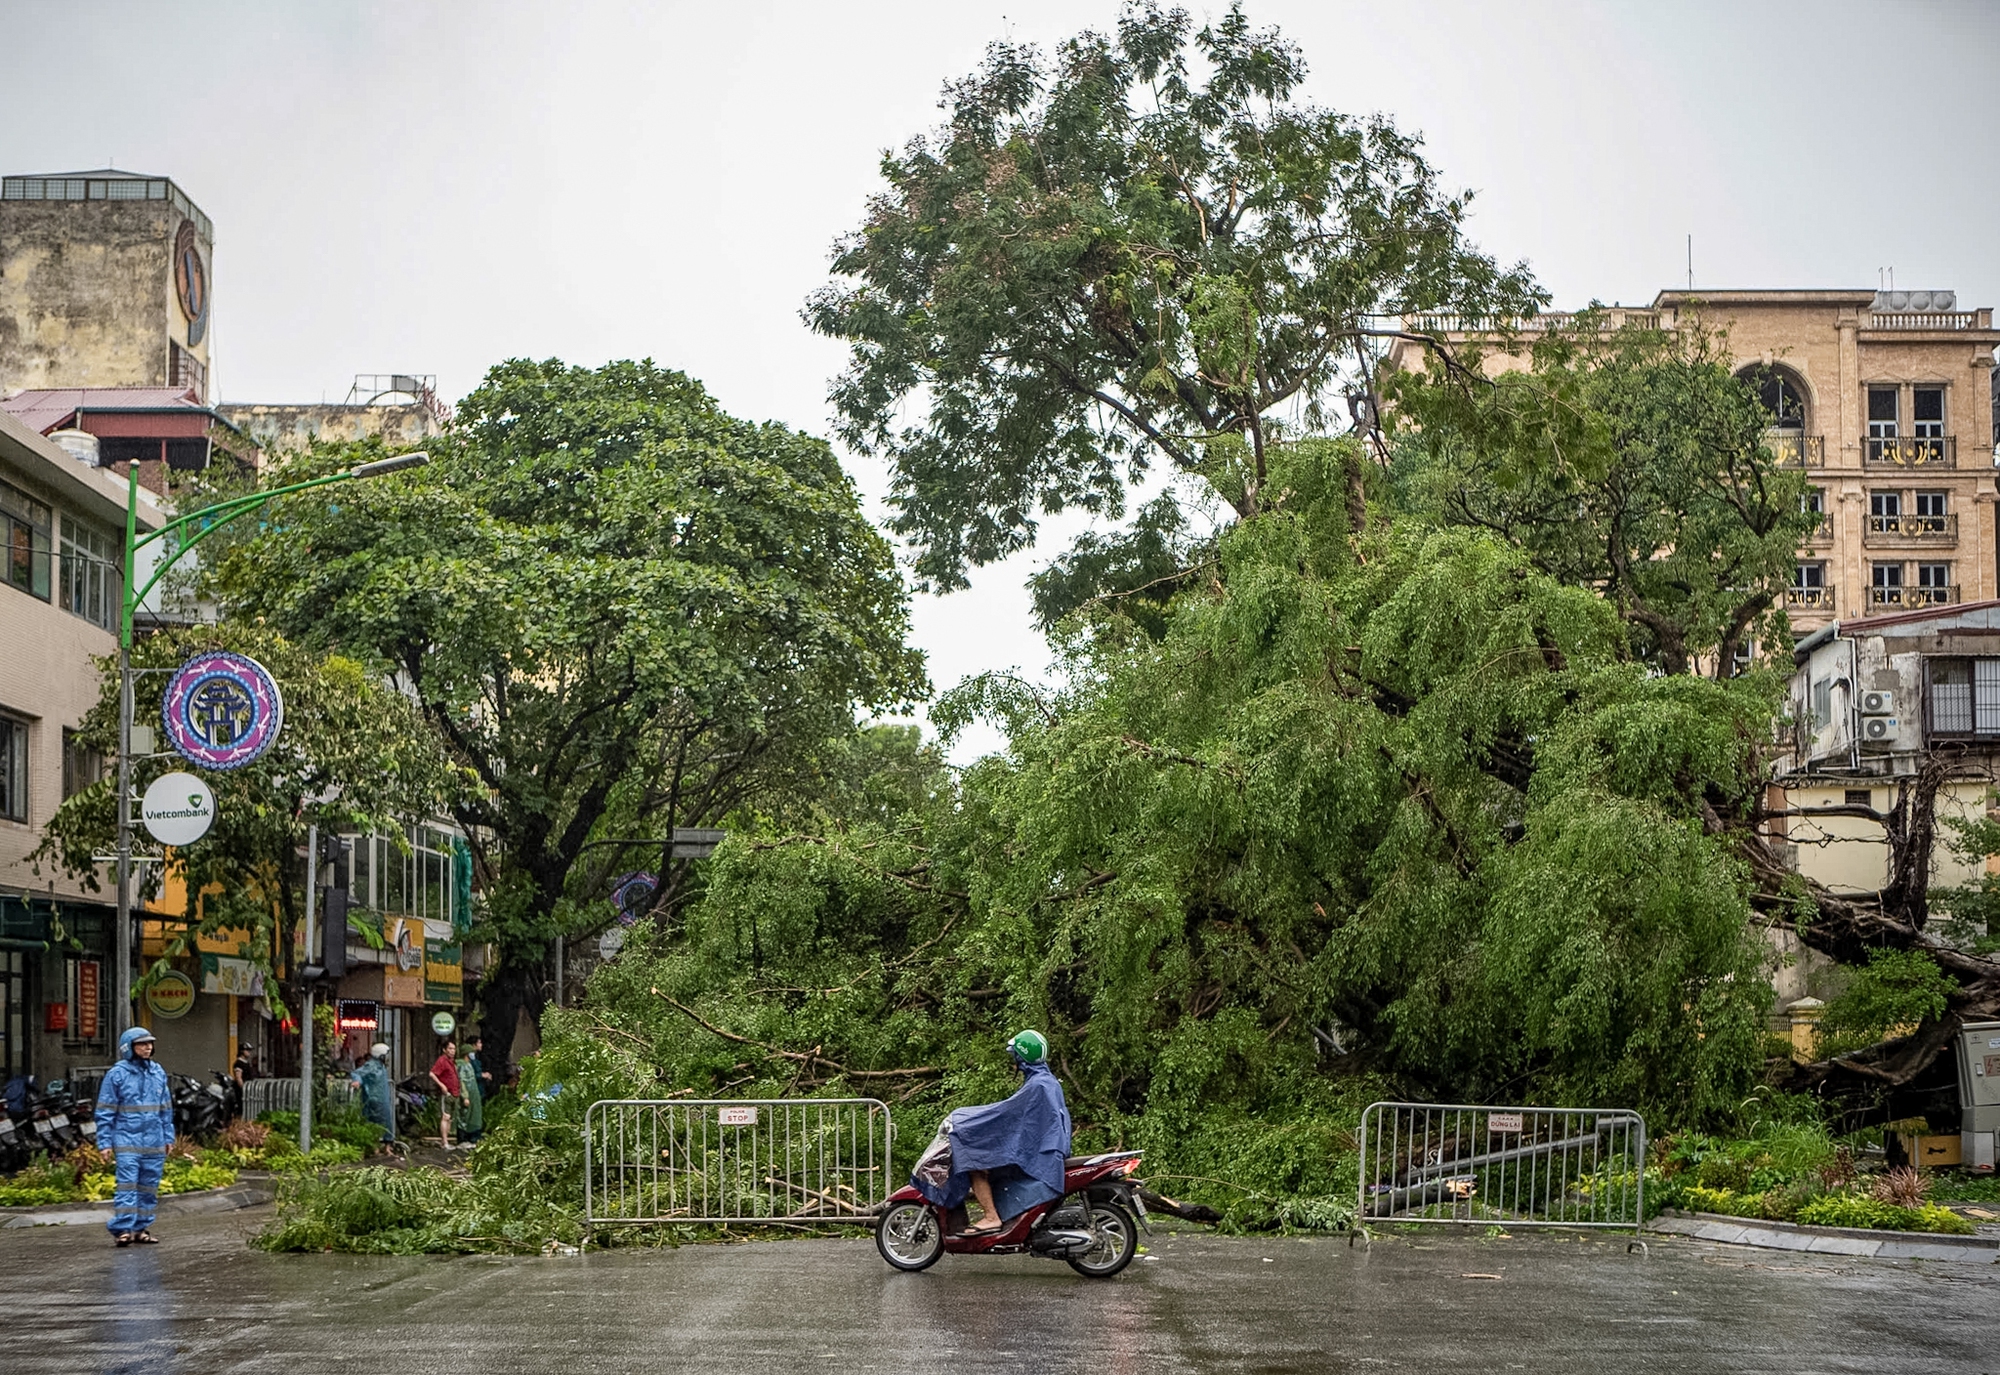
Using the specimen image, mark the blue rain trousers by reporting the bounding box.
[110,1149,166,1235]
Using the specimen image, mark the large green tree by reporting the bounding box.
[807,1,1542,594]
[213,360,925,1061]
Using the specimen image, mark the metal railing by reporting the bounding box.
[1866,311,1983,331]
[1864,512,1956,543]
[1786,584,1834,609]
[242,1076,355,1122]
[1766,432,1825,467]
[1865,435,1956,467]
[585,1098,893,1225]
[1866,584,1958,612]
[1357,1102,1646,1234]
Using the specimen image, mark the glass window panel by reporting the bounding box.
[1914,389,1943,423]
[0,717,25,821]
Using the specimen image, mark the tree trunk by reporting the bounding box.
[477,957,548,1080]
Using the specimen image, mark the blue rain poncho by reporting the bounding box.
[912,1060,1072,1220]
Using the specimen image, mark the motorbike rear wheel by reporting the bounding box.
[875,1202,944,1272]
[1066,1201,1139,1278]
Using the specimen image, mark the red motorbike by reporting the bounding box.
[874,1149,1147,1279]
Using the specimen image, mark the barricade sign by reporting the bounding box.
[585,1098,893,1225]
[1356,1102,1647,1236]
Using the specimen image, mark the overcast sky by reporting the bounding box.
[6,0,1997,758]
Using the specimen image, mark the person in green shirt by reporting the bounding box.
[455,1042,484,1144]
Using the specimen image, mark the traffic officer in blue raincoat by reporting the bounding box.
[96,1026,175,1246]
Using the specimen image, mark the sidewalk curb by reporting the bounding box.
[0,1183,274,1228]
[1651,1209,1999,1263]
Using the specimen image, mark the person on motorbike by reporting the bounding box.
[912,1030,1071,1237]
[96,1026,174,1247]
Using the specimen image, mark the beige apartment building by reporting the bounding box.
[1392,288,2000,638]
[0,406,164,1080]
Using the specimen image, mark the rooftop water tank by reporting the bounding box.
[48,429,101,465]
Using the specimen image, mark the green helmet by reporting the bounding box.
[1008,1029,1049,1064]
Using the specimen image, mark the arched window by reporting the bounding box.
[1738,363,1810,431]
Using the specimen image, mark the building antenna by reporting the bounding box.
[1686,234,1693,290]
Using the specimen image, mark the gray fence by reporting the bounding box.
[1357,1102,1647,1235]
[242,1076,355,1122]
[584,1098,894,1225]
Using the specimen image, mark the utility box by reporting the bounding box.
[1959,1020,2000,1172]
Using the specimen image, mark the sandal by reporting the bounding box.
[132,1230,159,1244]
[114,1232,133,1248]
[954,1220,1005,1237]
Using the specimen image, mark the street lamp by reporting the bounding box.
[111,453,429,1041]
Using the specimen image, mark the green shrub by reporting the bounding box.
[1816,950,1955,1057]
[1794,1194,1974,1234]
[0,1181,74,1206]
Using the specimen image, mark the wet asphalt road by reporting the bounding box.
[3,1207,1997,1374]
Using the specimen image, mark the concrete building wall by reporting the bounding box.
[215,403,438,454]
[0,194,212,397]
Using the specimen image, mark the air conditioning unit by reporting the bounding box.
[1861,690,1897,716]
[1862,716,1900,742]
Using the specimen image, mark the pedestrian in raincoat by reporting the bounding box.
[95,1026,175,1247]
[349,1042,395,1146]
[455,1042,483,1144]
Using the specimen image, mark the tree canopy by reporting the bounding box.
[212,359,926,1056]
[807,1,1542,592]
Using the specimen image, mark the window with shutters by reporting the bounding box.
[1928,658,2000,738]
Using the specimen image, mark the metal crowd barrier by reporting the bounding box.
[1357,1102,1647,1237]
[585,1098,893,1225]
[242,1076,356,1121]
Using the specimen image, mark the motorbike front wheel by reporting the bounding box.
[1066,1201,1139,1278]
[875,1201,944,1272]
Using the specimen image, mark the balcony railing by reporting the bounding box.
[1865,311,1985,330]
[1766,432,1825,467]
[1866,584,1958,612]
[1863,512,1957,545]
[1864,435,1956,467]
[1403,310,1662,335]
[1786,585,1835,610]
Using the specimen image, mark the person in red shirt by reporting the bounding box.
[428,1039,465,1150]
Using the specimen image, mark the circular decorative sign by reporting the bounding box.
[161,651,284,771]
[145,970,197,1020]
[140,772,215,846]
[610,872,658,926]
[431,1011,456,1037]
[173,220,208,345]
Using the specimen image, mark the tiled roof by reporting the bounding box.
[0,387,206,435]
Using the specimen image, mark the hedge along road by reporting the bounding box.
[2,1208,1996,1373]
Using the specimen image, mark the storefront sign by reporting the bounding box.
[431,1011,456,1036]
[423,934,462,1005]
[140,772,215,845]
[160,651,285,771]
[336,1000,379,1033]
[144,969,196,1020]
[199,954,265,996]
[77,960,99,1040]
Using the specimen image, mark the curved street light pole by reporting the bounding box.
[112,453,429,1042]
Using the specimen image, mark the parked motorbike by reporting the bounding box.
[170,1072,227,1142]
[0,1102,31,1172]
[208,1069,243,1126]
[874,1149,1147,1279]
[24,1082,85,1155]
